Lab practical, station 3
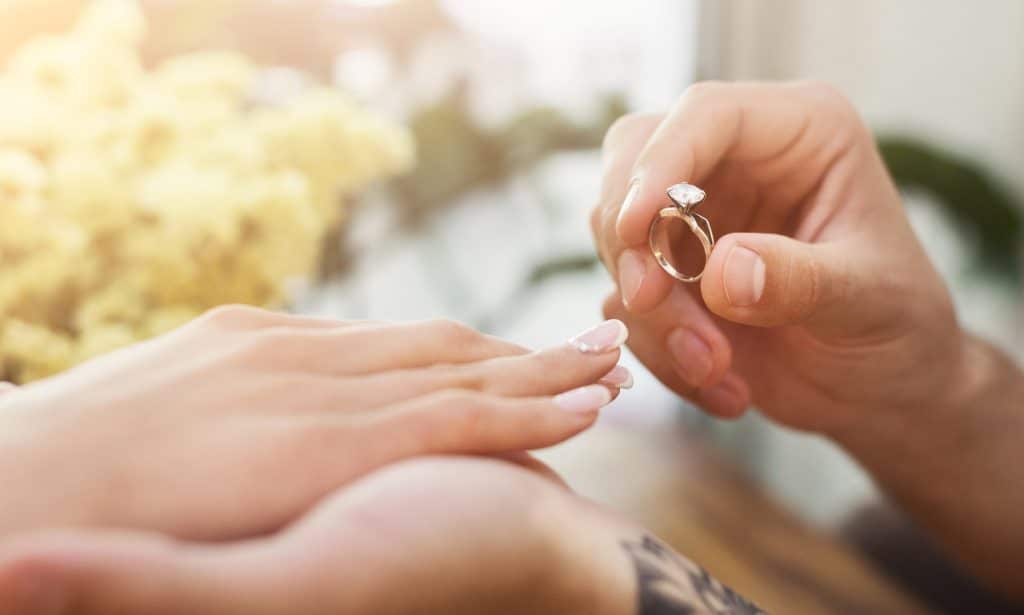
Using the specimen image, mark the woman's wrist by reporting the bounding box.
[0,394,50,537]
[0,391,107,539]
[540,500,636,615]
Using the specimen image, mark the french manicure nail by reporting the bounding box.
[601,365,634,389]
[617,249,645,309]
[554,384,612,414]
[569,320,629,354]
[667,328,713,387]
[724,245,766,307]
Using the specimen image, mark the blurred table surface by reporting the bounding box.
[539,422,934,615]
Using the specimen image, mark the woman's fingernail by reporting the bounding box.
[724,245,766,307]
[617,249,645,309]
[569,320,628,354]
[600,365,634,389]
[667,328,713,387]
[616,179,640,224]
[554,384,612,414]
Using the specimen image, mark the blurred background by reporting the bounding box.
[1,0,1022,572]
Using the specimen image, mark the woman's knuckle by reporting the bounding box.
[418,390,494,445]
[199,304,269,329]
[451,401,489,441]
[231,329,298,364]
[444,388,491,409]
[439,365,490,392]
[524,350,564,376]
[428,318,478,344]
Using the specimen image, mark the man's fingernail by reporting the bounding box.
[667,328,713,387]
[600,365,634,389]
[701,379,748,417]
[569,320,628,354]
[724,245,766,307]
[554,385,612,414]
[615,179,641,234]
[617,249,645,308]
[18,576,67,615]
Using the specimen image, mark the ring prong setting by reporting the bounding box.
[666,183,706,213]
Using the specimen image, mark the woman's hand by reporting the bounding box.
[0,456,763,615]
[590,81,961,434]
[0,306,631,542]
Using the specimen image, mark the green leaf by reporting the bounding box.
[878,136,1022,281]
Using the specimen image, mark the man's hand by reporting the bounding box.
[591,81,961,433]
[0,456,763,615]
[591,81,1024,599]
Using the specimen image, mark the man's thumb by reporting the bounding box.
[701,232,861,332]
[0,530,263,615]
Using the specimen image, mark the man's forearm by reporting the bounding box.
[835,333,1024,599]
[554,496,766,615]
[619,534,766,615]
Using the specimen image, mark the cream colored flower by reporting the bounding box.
[0,0,414,382]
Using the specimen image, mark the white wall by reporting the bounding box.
[704,0,1024,195]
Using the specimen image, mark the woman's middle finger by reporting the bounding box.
[237,318,532,376]
[293,320,631,413]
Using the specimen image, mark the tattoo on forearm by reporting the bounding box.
[622,535,765,615]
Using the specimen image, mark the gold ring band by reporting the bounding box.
[648,183,715,283]
[649,207,714,283]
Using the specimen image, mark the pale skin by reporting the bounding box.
[591,80,1024,599]
[3,80,1023,613]
[0,456,748,615]
[0,307,744,615]
[0,305,634,542]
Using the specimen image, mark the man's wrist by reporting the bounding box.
[545,498,768,615]
[534,496,636,615]
[831,331,1024,598]
[829,328,991,459]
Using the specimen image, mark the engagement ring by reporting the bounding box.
[648,183,715,283]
